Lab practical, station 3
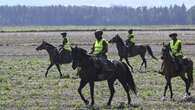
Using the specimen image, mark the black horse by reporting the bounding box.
[160,44,193,100]
[36,41,72,78]
[71,46,137,106]
[109,34,158,71]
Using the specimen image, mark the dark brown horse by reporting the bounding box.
[109,34,157,71]
[160,44,193,100]
[71,46,137,106]
[36,41,72,78]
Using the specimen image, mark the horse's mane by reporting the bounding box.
[116,35,125,45]
[77,47,88,55]
[44,41,56,48]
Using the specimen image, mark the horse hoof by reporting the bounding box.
[128,104,133,107]
[85,100,89,105]
[183,93,190,99]
[90,102,94,106]
[170,97,175,101]
[105,105,111,109]
[161,96,166,101]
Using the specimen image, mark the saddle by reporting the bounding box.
[173,57,190,73]
[59,48,72,62]
[92,57,115,72]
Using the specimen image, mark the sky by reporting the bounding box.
[0,0,194,8]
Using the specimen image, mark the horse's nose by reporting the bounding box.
[36,47,40,51]
[72,65,77,70]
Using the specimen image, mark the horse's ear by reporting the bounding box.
[75,44,78,48]
[70,45,73,50]
[162,42,165,46]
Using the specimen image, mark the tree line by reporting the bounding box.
[0,4,195,25]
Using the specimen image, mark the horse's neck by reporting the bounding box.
[46,47,58,57]
[79,55,92,69]
[116,41,126,52]
[163,58,175,70]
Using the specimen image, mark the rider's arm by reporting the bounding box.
[90,43,95,54]
[168,42,172,51]
[177,42,182,53]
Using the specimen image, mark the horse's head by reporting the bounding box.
[161,43,171,60]
[36,41,48,51]
[108,34,121,43]
[71,46,88,70]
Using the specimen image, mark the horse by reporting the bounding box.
[71,46,137,106]
[109,34,158,71]
[36,41,72,78]
[160,44,193,100]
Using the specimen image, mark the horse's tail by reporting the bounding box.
[122,62,137,95]
[187,60,194,87]
[146,45,158,60]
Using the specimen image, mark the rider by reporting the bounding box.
[126,29,135,48]
[90,30,113,72]
[60,32,71,61]
[61,32,71,51]
[168,33,183,73]
[90,30,108,59]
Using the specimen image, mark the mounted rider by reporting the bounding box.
[90,30,113,72]
[61,32,71,51]
[126,29,135,49]
[90,30,108,59]
[59,32,71,61]
[168,33,183,73]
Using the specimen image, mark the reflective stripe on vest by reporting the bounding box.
[128,34,135,43]
[170,40,182,56]
[64,40,71,50]
[94,39,107,54]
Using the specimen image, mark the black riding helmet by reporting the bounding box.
[169,33,177,38]
[128,29,133,34]
[61,32,67,38]
[94,30,103,40]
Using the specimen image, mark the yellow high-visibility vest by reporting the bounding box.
[128,34,135,43]
[170,40,182,56]
[94,39,107,54]
[64,39,71,50]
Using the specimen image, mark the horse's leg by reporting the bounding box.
[162,78,169,100]
[124,57,134,72]
[107,79,115,106]
[167,78,173,99]
[56,64,63,78]
[119,57,123,61]
[180,76,191,96]
[89,81,95,106]
[140,55,146,71]
[45,63,53,77]
[118,79,131,105]
[143,58,147,71]
[78,79,89,105]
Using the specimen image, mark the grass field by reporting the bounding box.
[0,28,195,109]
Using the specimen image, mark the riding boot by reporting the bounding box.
[175,57,183,74]
[178,58,183,73]
[98,54,112,71]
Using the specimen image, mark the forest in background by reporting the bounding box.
[1,4,195,26]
